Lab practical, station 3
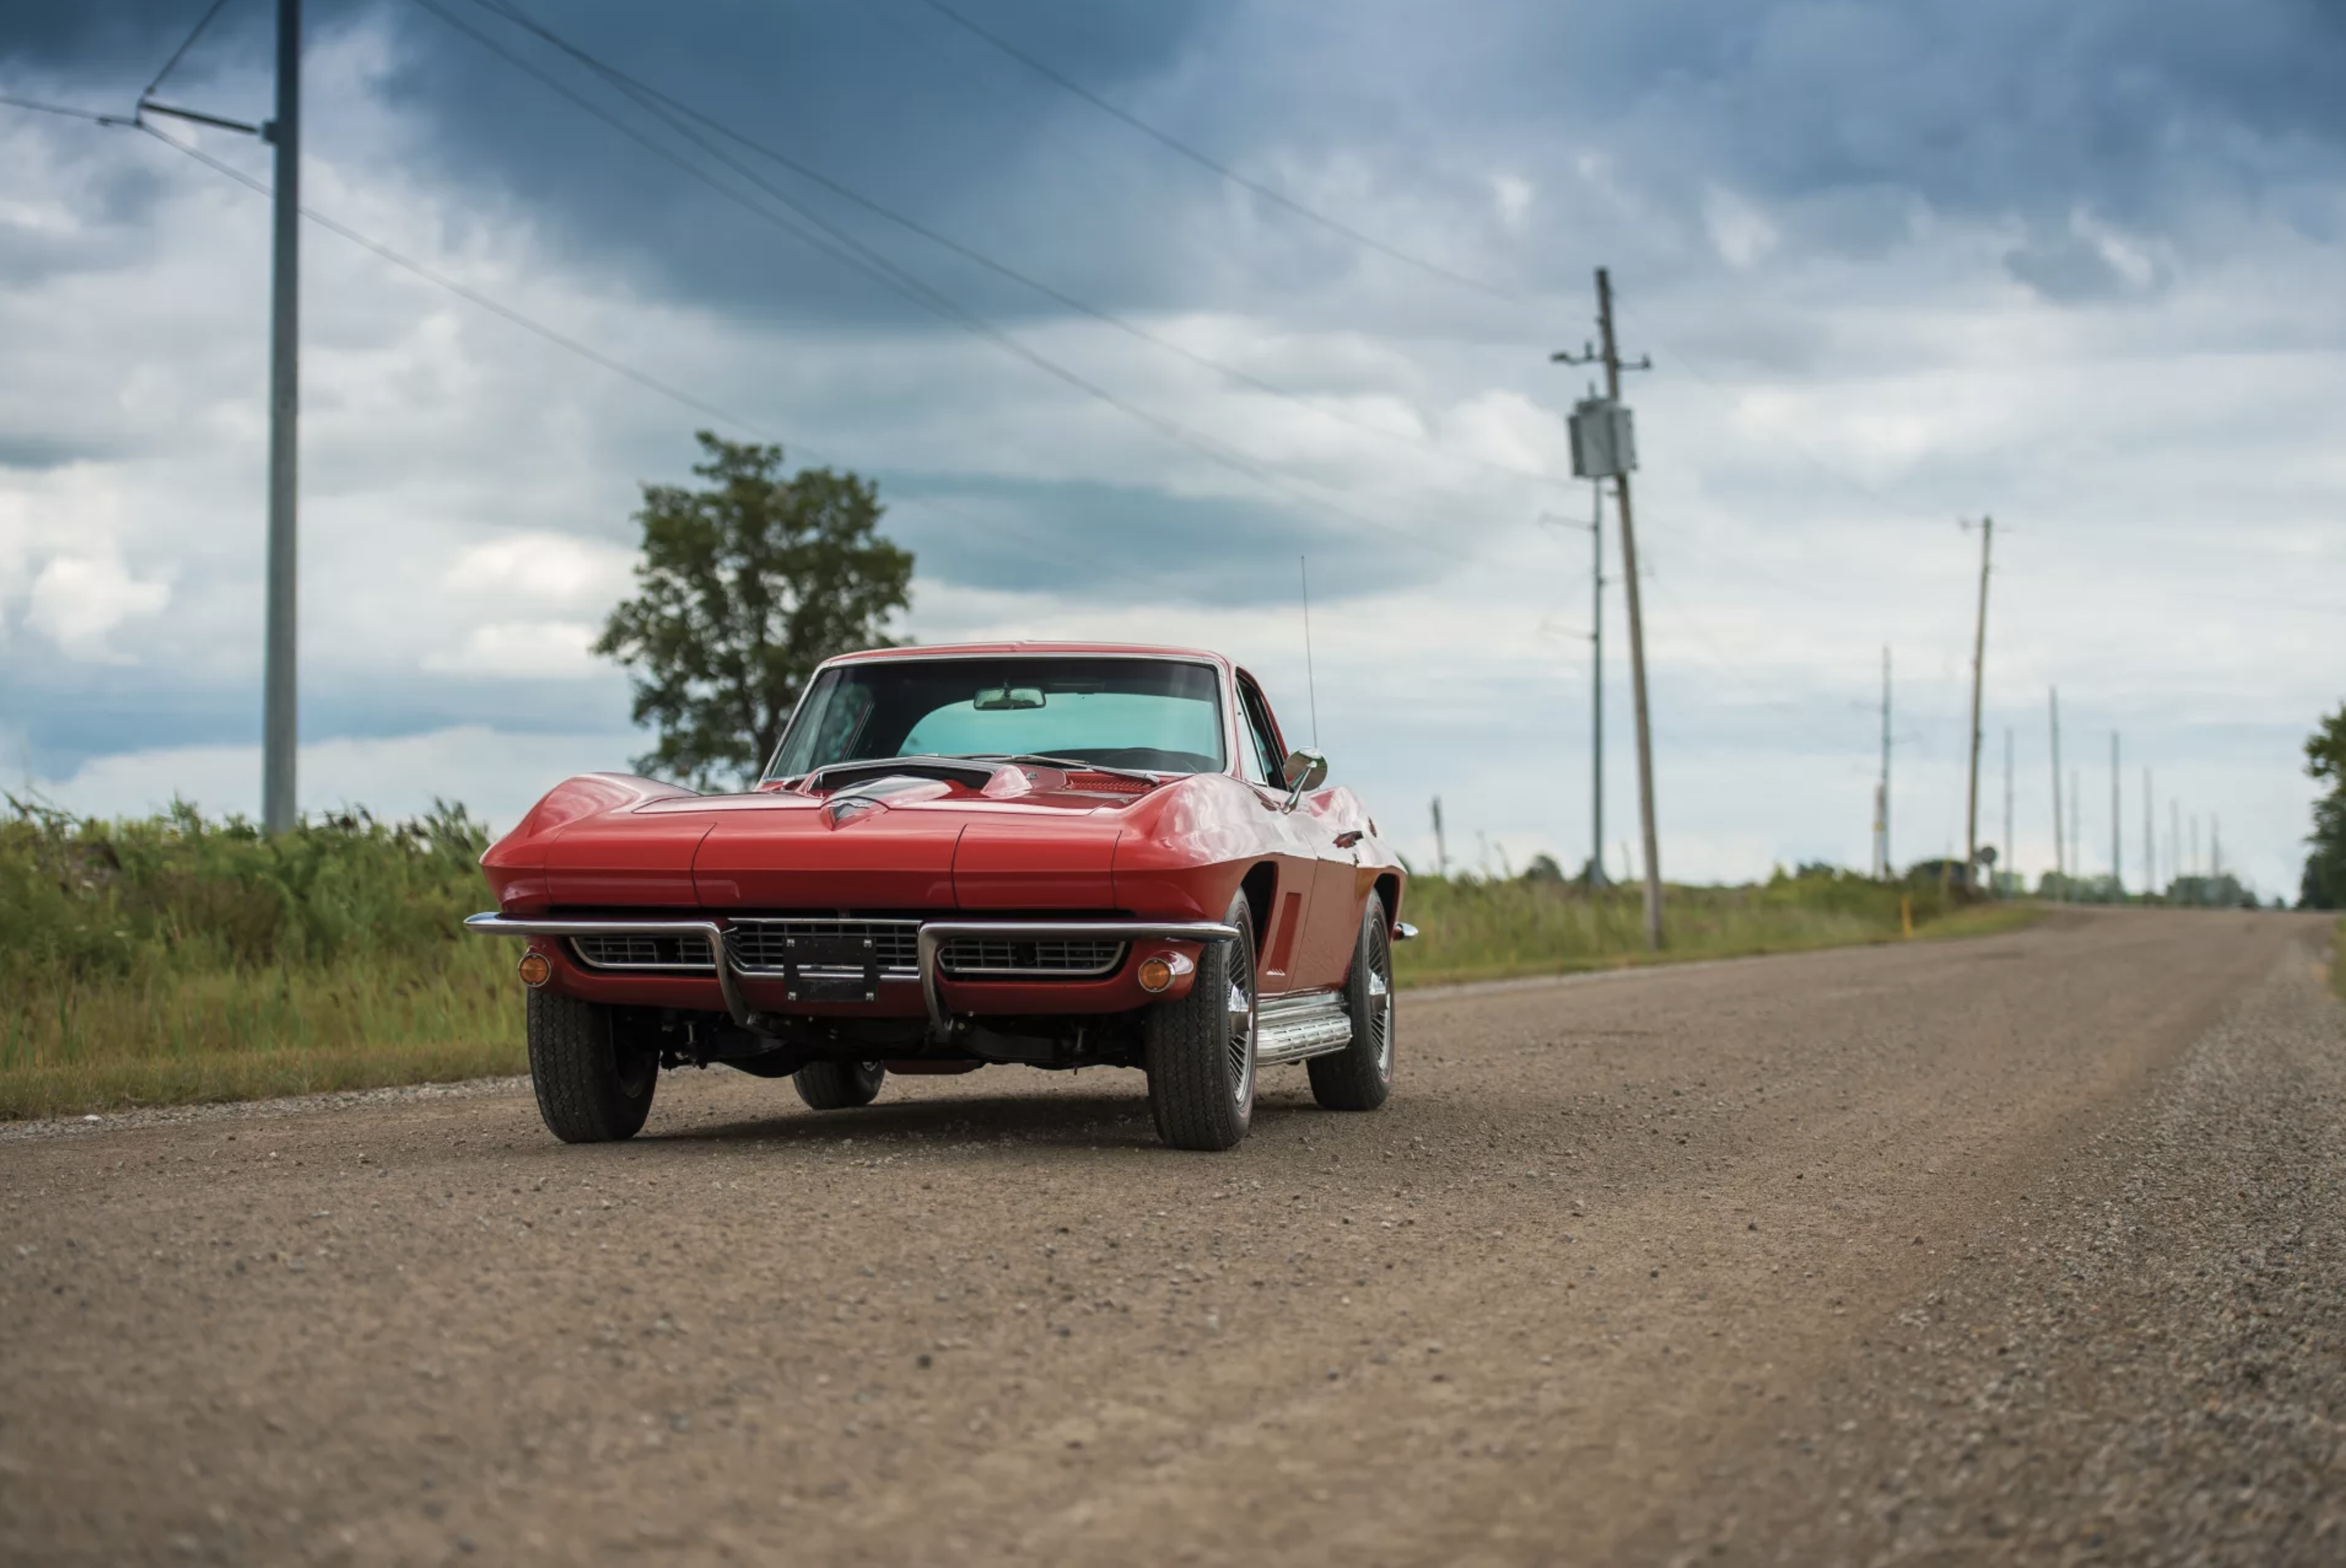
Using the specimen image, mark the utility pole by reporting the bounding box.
[2002,727,2014,899]
[1589,479,1605,895]
[2109,732,2122,898]
[1555,269,1658,947]
[2070,769,2081,892]
[1430,797,1448,878]
[260,0,303,834]
[1879,648,1893,879]
[2048,687,2065,899]
[1962,518,1993,893]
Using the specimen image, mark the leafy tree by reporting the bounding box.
[595,433,912,790]
[2302,704,2346,909]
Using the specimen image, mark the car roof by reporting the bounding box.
[822,641,1232,670]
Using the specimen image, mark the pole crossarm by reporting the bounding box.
[138,99,263,136]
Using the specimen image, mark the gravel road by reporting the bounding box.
[3,908,2340,1566]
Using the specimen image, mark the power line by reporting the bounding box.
[462,0,1580,498]
[140,123,775,436]
[910,0,1529,307]
[0,92,136,127]
[144,0,240,102]
[407,0,1455,559]
[136,123,1250,606]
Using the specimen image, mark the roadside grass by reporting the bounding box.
[2,802,2036,1120]
[1392,868,2037,988]
[2333,918,2345,1003]
[1,799,517,1121]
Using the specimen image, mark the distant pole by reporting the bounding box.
[1962,519,1992,892]
[2070,769,2081,890]
[2048,687,2065,899]
[1879,648,1893,878]
[2002,726,2014,899]
[1589,479,1605,895]
[260,0,303,835]
[1430,797,1448,878]
[2143,767,2155,897]
[2109,732,2122,898]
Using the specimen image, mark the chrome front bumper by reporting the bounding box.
[465,912,1238,1037]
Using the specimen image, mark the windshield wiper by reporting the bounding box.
[962,753,1163,782]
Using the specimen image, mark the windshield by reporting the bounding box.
[767,657,1227,779]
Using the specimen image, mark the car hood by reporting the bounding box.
[483,768,1164,912]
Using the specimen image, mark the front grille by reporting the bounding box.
[570,933,712,971]
[941,937,1126,978]
[726,919,920,974]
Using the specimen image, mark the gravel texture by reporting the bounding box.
[0,907,2335,1566]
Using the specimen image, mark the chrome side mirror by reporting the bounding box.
[1280,749,1328,808]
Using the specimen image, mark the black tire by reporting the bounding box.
[793,1059,886,1110]
[1145,893,1258,1151]
[1309,893,1395,1111]
[527,990,657,1143]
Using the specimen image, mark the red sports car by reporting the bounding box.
[470,642,1412,1149]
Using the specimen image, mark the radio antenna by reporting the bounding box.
[1299,555,1320,746]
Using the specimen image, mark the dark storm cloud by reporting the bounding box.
[12,0,2346,322]
[879,471,1421,605]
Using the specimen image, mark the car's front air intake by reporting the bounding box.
[938,937,1127,978]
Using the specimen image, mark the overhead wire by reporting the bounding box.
[0,92,136,127]
[407,0,1458,562]
[463,0,1581,498]
[132,120,1260,607]
[909,0,1530,307]
[144,0,240,102]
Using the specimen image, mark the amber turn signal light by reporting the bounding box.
[516,951,553,988]
[1137,956,1175,993]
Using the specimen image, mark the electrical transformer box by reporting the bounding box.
[1568,398,1637,479]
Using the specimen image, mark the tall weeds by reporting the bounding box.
[0,799,519,1118]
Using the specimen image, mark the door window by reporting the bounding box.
[1234,676,1285,788]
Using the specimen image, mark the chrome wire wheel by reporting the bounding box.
[1144,892,1259,1150]
[1363,944,1393,1074]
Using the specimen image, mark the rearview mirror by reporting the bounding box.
[1281,749,1328,807]
[972,686,1046,711]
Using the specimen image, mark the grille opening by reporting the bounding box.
[727,920,920,974]
[941,937,1126,978]
[569,933,712,970]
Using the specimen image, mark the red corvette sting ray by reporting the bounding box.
[469,643,1412,1149]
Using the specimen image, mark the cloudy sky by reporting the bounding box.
[2,0,2340,896]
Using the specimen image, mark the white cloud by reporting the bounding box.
[422,620,603,679]
[31,726,643,835]
[23,550,172,661]
[1701,186,1780,270]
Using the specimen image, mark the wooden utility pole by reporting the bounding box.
[1879,648,1892,878]
[261,0,301,833]
[2048,687,2065,899]
[1594,270,1663,949]
[1963,518,1992,892]
[1588,479,1605,895]
[2110,732,2122,896]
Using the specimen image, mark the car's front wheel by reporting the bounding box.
[793,1059,886,1110]
[1144,893,1258,1150]
[528,990,658,1143]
